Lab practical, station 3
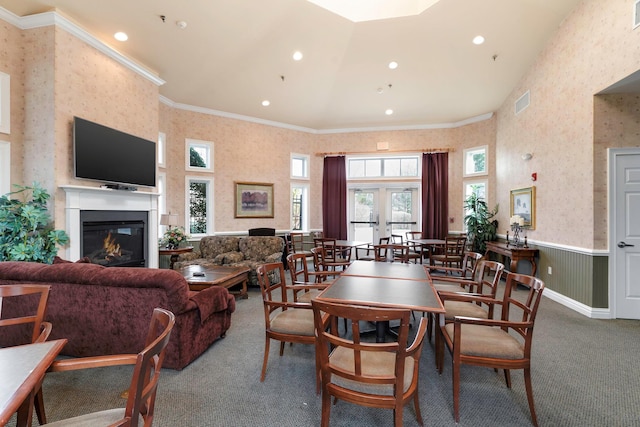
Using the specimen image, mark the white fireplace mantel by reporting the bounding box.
[61,185,159,268]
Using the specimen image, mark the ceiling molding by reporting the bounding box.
[1,8,165,87]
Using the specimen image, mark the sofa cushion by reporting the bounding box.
[199,236,240,259]
[239,236,284,262]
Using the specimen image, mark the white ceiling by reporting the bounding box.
[0,0,585,131]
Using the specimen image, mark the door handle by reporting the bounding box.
[618,241,635,248]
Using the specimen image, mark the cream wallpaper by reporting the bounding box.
[3,0,640,251]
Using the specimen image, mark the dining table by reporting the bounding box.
[315,261,444,342]
[407,238,446,259]
[0,339,67,427]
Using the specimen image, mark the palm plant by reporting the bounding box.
[464,193,498,253]
[0,183,69,263]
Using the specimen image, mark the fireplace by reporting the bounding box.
[80,211,147,267]
[62,185,159,268]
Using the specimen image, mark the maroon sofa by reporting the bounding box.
[0,260,235,370]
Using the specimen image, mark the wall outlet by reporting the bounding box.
[548,266,552,275]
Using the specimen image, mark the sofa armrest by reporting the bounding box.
[189,286,236,324]
[264,252,284,263]
[177,251,201,263]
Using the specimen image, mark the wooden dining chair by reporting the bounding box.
[314,238,352,271]
[405,231,426,260]
[429,235,467,269]
[438,273,545,426]
[311,299,428,427]
[373,243,410,263]
[425,251,483,280]
[45,308,175,427]
[0,284,52,425]
[356,236,390,261]
[288,232,314,268]
[256,262,319,386]
[286,253,333,302]
[434,260,505,370]
[390,234,422,264]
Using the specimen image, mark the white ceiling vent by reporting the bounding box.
[515,90,530,115]
[635,0,640,28]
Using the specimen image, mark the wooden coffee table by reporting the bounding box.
[181,265,249,299]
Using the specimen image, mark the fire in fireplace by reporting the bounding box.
[80,211,148,267]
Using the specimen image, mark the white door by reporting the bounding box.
[611,150,640,319]
[348,186,420,243]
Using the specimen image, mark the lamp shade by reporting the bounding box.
[160,214,179,226]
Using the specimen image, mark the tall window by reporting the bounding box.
[158,132,166,168]
[186,177,213,235]
[157,172,166,236]
[0,72,9,134]
[186,139,213,171]
[463,180,488,229]
[463,145,488,177]
[291,184,308,231]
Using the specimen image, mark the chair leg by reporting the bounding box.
[435,323,444,374]
[321,389,331,427]
[503,368,512,388]
[34,388,46,424]
[279,341,286,356]
[524,368,539,427]
[260,337,271,382]
[453,357,461,423]
[394,405,403,427]
[413,388,424,427]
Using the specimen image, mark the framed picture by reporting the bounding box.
[235,182,274,218]
[510,186,536,229]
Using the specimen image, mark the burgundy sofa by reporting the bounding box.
[0,260,235,370]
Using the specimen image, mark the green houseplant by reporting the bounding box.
[464,192,498,254]
[0,183,69,263]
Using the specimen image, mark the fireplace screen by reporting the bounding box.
[81,211,147,267]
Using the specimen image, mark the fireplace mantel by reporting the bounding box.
[61,185,159,268]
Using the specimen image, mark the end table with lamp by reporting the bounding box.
[159,213,192,269]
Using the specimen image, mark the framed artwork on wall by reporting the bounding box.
[510,186,536,229]
[235,182,274,218]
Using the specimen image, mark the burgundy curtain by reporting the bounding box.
[421,152,448,239]
[322,156,347,239]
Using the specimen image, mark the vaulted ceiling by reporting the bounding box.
[0,0,584,131]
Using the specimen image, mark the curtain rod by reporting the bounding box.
[315,147,454,157]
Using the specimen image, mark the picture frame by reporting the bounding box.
[235,182,274,218]
[510,186,536,229]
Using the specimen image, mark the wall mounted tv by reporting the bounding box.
[73,117,156,189]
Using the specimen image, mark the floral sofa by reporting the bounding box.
[173,235,285,286]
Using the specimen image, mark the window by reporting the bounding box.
[186,139,213,171]
[463,180,488,229]
[0,141,9,196]
[186,177,213,235]
[348,156,419,179]
[158,132,166,168]
[157,172,166,236]
[463,145,488,177]
[0,72,9,134]
[291,153,309,179]
[291,184,309,231]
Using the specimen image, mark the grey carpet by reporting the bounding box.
[37,284,640,426]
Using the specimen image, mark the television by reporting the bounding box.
[73,116,156,189]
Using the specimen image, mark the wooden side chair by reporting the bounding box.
[374,243,410,263]
[45,308,175,427]
[390,234,422,264]
[434,260,505,370]
[314,238,352,271]
[311,299,428,427]
[425,251,483,280]
[356,236,390,261]
[288,232,314,269]
[438,273,545,426]
[0,284,52,425]
[286,253,333,302]
[405,231,426,260]
[256,262,318,385]
[429,235,467,269]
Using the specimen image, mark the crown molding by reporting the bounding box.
[0,7,165,87]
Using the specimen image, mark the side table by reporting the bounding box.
[159,246,193,270]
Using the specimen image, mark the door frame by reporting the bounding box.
[608,147,640,319]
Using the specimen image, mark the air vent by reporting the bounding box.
[515,90,530,115]
[635,0,640,28]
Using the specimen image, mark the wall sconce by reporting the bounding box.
[522,153,533,161]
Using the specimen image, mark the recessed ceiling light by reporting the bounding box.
[385,109,393,115]
[473,35,485,45]
[388,61,398,69]
[262,100,270,107]
[114,32,128,41]
[293,51,303,61]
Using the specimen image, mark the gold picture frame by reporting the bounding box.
[234,182,274,218]
[510,186,536,229]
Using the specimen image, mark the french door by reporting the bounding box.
[348,186,420,243]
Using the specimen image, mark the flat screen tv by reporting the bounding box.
[73,116,156,189]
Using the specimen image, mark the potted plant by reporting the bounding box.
[464,193,498,254]
[0,183,69,263]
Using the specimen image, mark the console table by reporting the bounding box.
[484,241,539,276]
[159,246,193,270]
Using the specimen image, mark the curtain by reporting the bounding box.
[421,152,448,239]
[322,156,347,239]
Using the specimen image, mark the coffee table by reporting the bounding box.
[181,265,249,299]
